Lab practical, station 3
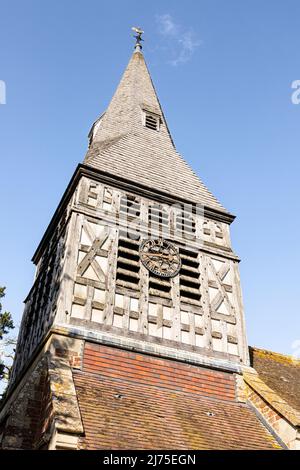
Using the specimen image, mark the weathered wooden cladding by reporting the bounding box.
[11,172,248,385]
[10,178,244,390]
[55,176,248,363]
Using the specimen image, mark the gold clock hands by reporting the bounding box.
[143,253,176,261]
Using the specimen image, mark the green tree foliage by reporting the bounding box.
[0,286,14,381]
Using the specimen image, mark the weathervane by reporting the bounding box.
[132,26,144,51]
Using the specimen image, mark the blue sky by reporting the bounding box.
[0,0,299,356]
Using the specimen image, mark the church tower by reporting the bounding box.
[0,31,284,450]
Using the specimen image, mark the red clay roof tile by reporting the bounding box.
[73,370,282,450]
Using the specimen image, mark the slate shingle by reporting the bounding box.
[84,50,229,213]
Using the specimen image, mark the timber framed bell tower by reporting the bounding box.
[1,29,284,451]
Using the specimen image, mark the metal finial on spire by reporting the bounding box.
[132,26,144,51]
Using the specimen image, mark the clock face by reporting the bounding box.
[140,239,181,278]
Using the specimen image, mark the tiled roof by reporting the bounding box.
[84,50,228,213]
[73,341,283,454]
[250,347,300,414]
[74,372,281,450]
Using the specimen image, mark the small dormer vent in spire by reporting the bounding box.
[143,110,160,131]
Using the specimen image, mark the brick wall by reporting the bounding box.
[247,385,282,430]
[83,342,236,401]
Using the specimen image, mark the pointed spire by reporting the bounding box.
[87,36,175,149]
[84,32,228,213]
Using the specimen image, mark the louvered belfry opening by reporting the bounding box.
[149,273,171,299]
[179,247,201,304]
[116,230,140,291]
[145,113,159,130]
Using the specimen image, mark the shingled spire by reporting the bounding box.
[85,38,228,214]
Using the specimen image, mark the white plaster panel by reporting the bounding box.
[80,229,91,246]
[103,202,112,211]
[115,294,124,308]
[71,304,85,319]
[211,259,224,272]
[212,338,223,352]
[102,237,111,250]
[181,311,190,324]
[74,283,87,298]
[94,288,106,303]
[228,343,238,356]
[149,323,162,338]
[223,269,231,284]
[195,334,205,348]
[208,286,218,303]
[212,319,221,332]
[130,298,139,312]
[87,197,97,207]
[181,331,190,344]
[163,306,172,320]
[227,323,236,336]
[163,326,171,340]
[217,300,229,315]
[194,313,203,327]
[77,251,85,264]
[113,314,123,328]
[129,318,139,332]
[91,308,104,323]
[148,303,158,316]
[83,265,99,281]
